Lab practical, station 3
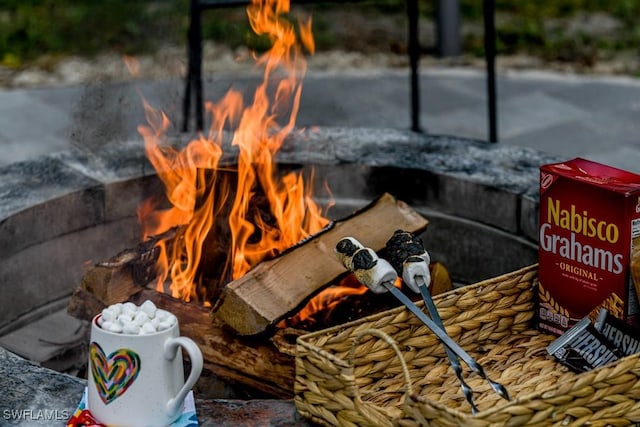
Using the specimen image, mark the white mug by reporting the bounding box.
[87,312,203,427]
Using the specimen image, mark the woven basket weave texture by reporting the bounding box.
[294,264,640,426]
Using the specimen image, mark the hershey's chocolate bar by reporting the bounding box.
[547,317,622,373]
[594,308,640,357]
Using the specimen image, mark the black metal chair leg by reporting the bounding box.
[194,18,204,132]
[182,73,192,133]
[407,0,422,133]
[183,0,205,132]
[484,0,497,142]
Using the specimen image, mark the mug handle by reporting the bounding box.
[164,336,203,416]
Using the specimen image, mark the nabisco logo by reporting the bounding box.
[541,172,554,191]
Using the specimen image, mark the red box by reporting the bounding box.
[538,158,640,335]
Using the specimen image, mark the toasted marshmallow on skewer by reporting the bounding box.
[335,237,397,294]
[402,255,431,293]
[384,229,431,293]
[350,247,397,294]
[335,237,364,271]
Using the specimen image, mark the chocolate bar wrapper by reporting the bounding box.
[547,317,623,373]
[594,308,640,356]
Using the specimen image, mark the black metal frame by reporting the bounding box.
[484,0,497,142]
[182,0,498,142]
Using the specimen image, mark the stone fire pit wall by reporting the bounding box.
[0,127,559,334]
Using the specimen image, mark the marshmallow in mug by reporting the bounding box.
[97,300,177,335]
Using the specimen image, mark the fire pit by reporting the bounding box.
[0,126,556,347]
[0,124,561,423]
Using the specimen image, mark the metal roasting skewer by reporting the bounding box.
[414,274,509,402]
[336,235,510,412]
[388,231,510,404]
[381,281,496,382]
[409,266,478,414]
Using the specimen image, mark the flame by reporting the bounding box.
[282,274,368,326]
[284,276,404,328]
[137,0,328,303]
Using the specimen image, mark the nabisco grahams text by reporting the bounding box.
[540,199,624,275]
[538,158,640,335]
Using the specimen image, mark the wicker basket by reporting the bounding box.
[294,264,640,426]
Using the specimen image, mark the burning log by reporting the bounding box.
[68,228,176,310]
[211,193,429,335]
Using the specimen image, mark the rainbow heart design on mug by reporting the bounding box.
[90,342,141,404]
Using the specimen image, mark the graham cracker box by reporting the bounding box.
[538,157,640,335]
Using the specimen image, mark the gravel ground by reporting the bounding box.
[2,42,638,90]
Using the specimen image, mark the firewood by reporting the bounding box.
[211,193,429,336]
[77,228,176,307]
[67,287,107,320]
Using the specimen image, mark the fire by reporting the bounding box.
[137,0,327,303]
[284,276,403,328]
